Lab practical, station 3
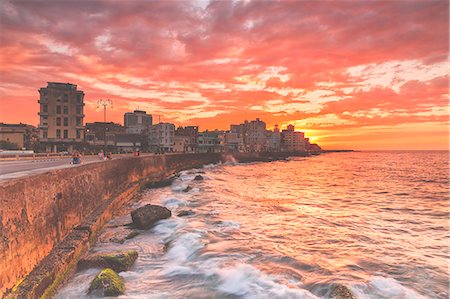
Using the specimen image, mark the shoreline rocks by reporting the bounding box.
[78,250,138,273]
[131,204,171,229]
[177,210,194,217]
[331,284,356,299]
[88,268,124,297]
[193,175,204,181]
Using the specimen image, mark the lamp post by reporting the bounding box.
[97,99,113,154]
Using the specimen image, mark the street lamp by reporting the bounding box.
[97,99,113,155]
[97,99,113,122]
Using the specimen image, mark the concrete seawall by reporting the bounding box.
[0,152,307,298]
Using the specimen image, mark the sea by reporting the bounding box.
[56,151,449,299]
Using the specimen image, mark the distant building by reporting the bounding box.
[0,123,38,150]
[231,118,266,152]
[198,130,224,153]
[85,122,124,147]
[148,122,175,152]
[224,131,244,152]
[281,124,306,152]
[115,133,141,152]
[265,129,281,152]
[175,126,198,152]
[37,82,85,152]
[124,110,152,134]
[174,135,190,152]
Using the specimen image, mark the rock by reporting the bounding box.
[78,250,138,272]
[182,186,193,192]
[331,284,356,299]
[125,231,140,240]
[193,175,204,181]
[88,268,124,297]
[131,204,171,229]
[177,210,194,217]
[144,175,178,189]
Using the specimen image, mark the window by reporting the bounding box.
[56,129,61,138]
[76,130,81,139]
[63,106,68,114]
[76,117,82,126]
[63,130,68,139]
[77,94,83,103]
[63,117,68,126]
[56,106,61,114]
[76,106,82,114]
[43,104,48,113]
[56,117,61,126]
[63,94,68,102]
[43,130,48,139]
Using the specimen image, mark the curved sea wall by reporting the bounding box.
[0,152,305,298]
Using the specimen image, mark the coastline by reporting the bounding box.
[3,151,317,298]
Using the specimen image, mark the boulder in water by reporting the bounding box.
[78,250,138,272]
[131,204,171,229]
[177,210,195,217]
[331,284,356,299]
[88,268,124,297]
[182,185,193,192]
[193,175,204,181]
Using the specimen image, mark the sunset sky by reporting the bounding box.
[0,0,448,150]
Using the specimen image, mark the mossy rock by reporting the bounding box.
[331,284,356,299]
[79,250,138,272]
[88,268,124,297]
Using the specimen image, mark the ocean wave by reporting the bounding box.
[351,276,426,299]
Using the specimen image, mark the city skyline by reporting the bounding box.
[0,1,448,150]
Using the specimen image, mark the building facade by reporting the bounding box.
[148,122,175,152]
[38,82,85,152]
[281,124,306,152]
[198,130,224,153]
[124,110,152,134]
[175,126,198,152]
[85,122,125,147]
[0,123,38,150]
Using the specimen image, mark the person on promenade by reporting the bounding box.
[71,151,82,164]
[106,152,112,160]
[98,150,104,160]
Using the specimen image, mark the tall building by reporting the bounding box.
[38,82,85,152]
[231,118,267,152]
[281,124,306,152]
[124,110,152,134]
[198,130,224,153]
[148,122,175,152]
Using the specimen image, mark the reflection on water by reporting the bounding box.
[57,151,449,298]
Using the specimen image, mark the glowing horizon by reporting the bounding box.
[0,0,448,150]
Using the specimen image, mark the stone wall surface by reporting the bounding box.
[0,151,308,298]
[0,153,225,297]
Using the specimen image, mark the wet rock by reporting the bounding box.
[177,210,194,217]
[182,186,193,192]
[88,268,124,297]
[193,175,204,181]
[144,175,178,189]
[78,250,138,272]
[331,284,356,299]
[125,231,140,240]
[131,204,171,229]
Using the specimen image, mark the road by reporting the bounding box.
[0,156,106,181]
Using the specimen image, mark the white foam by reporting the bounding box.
[351,276,426,299]
[162,197,187,209]
[152,218,185,238]
[216,263,319,299]
[166,232,205,263]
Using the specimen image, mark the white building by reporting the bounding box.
[124,110,152,134]
[148,122,175,152]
